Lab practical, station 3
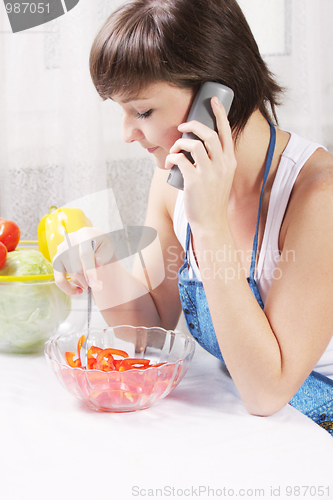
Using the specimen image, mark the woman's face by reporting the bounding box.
[112,82,194,169]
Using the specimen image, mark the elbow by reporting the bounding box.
[238,374,294,417]
[243,394,288,418]
[247,407,282,418]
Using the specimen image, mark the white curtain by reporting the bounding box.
[239,0,333,147]
[0,0,332,240]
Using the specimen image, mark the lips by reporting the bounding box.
[147,147,159,154]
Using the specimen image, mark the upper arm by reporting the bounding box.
[132,167,185,330]
[265,152,333,395]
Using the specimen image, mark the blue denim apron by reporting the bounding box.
[178,121,333,435]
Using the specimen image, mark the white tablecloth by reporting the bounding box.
[1,311,333,500]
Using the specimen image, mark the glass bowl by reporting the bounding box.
[44,326,196,412]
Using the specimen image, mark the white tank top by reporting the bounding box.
[173,131,333,379]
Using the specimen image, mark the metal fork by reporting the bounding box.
[80,239,96,368]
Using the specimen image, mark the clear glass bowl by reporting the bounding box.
[45,326,196,412]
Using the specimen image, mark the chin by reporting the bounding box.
[153,154,167,170]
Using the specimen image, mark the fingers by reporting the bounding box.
[53,267,84,296]
[53,242,88,293]
[53,228,113,294]
[165,139,207,175]
[165,152,196,188]
[173,126,221,165]
[211,97,234,154]
[174,98,233,156]
[165,127,221,184]
[167,112,227,170]
[165,99,235,183]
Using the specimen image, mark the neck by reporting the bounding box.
[230,111,273,203]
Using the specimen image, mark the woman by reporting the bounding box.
[54,0,333,433]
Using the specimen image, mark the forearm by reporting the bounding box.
[194,228,285,415]
[92,259,162,328]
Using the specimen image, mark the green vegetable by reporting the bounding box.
[1,249,54,276]
[0,250,71,352]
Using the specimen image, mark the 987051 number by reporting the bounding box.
[5,3,50,14]
[286,486,330,496]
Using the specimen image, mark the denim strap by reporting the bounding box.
[184,223,191,264]
[249,121,276,280]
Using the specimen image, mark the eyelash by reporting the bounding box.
[136,109,153,119]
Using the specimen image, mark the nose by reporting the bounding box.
[121,112,144,144]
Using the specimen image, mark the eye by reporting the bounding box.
[136,109,153,119]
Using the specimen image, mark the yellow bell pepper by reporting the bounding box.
[38,206,92,262]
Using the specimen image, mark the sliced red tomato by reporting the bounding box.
[87,346,103,370]
[95,349,116,372]
[65,351,82,368]
[118,358,150,372]
[0,241,7,269]
[96,348,130,372]
[113,359,122,370]
[65,341,167,374]
[77,335,86,357]
[103,348,129,359]
[87,345,103,357]
[0,218,20,252]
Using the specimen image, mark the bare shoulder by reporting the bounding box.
[280,147,333,242]
[297,147,333,191]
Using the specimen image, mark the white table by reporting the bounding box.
[1,311,333,500]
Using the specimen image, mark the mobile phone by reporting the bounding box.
[167,81,234,190]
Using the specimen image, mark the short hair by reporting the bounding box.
[90,0,284,138]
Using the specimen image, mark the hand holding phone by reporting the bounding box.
[167,82,234,190]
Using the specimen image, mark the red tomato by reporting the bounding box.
[0,241,7,269]
[0,218,20,252]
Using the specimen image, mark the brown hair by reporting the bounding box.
[90,0,284,138]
